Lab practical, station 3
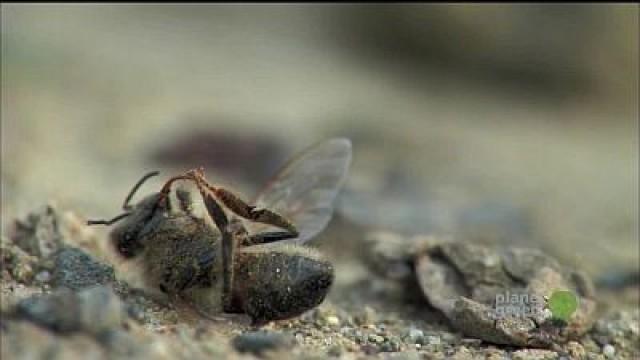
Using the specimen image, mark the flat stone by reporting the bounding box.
[50,247,115,291]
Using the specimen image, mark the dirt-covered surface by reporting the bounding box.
[2,5,638,360]
[1,202,638,359]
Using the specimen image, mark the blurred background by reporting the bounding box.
[2,4,638,281]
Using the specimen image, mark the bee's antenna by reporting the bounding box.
[123,171,160,210]
[87,212,132,226]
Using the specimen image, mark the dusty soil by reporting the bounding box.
[0,203,638,360]
[2,5,638,360]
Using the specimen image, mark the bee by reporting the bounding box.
[88,138,352,324]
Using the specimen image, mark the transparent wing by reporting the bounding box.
[248,138,352,244]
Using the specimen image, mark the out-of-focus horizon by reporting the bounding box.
[2,4,638,277]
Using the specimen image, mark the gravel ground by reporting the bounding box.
[1,203,638,359]
[2,5,638,360]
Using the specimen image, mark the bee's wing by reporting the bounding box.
[249,138,352,244]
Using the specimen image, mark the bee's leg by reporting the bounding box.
[192,251,216,287]
[159,264,195,294]
[156,174,196,208]
[187,167,298,235]
[198,189,236,312]
[209,187,300,236]
[176,293,233,324]
[175,186,196,216]
[177,266,198,292]
[167,291,210,323]
[241,231,298,247]
[159,253,214,300]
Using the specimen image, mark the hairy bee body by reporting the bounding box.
[230,244,334,324]
[109,189,334,323]
[140,213,221,296]
[92,138,351,324]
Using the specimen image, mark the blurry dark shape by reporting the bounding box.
[335,5,613,100]
[339,188,533,245]
[361,232,416,282]
[338,189,446,234]
[13,286,123,336]
[150,129,286,186]
[335,123,534,242]
[595,270,640,290]
[232,330,296,356]
[10,204,63,258]
[455,201,533,245]
[337,147,451,236]
[1,235,38,284]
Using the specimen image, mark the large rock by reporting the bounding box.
[364,232,597,347]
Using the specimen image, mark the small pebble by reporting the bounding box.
[387,351,421,360]
[327,344,342,357]
[379,342,393,352]
[369,334,384,343]
[326,315,340,326]
[14,289,81,333]
[360,344,378,355]
[451,346,473,360]
[13,286,122,336]
[34,271,51,283]
[355,306,377,326]
[424,335,441,346]
[512,349,559,360]
[440,331,458,343]
[602,344,615,358]
[11,204,63,258]
[77,286,123,335]
[232,331,294,356]
[387,338,402,352]
[405,328,424,344]
[566,341,585,358]
[460,338,482,346]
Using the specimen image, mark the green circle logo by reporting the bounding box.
[548,290,578,321]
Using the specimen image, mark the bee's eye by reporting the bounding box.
[118,241,134,258]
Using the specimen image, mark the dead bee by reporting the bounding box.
[88,138,352,324]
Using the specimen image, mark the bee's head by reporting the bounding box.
[88,171,165,258]
[107,192,165,258]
